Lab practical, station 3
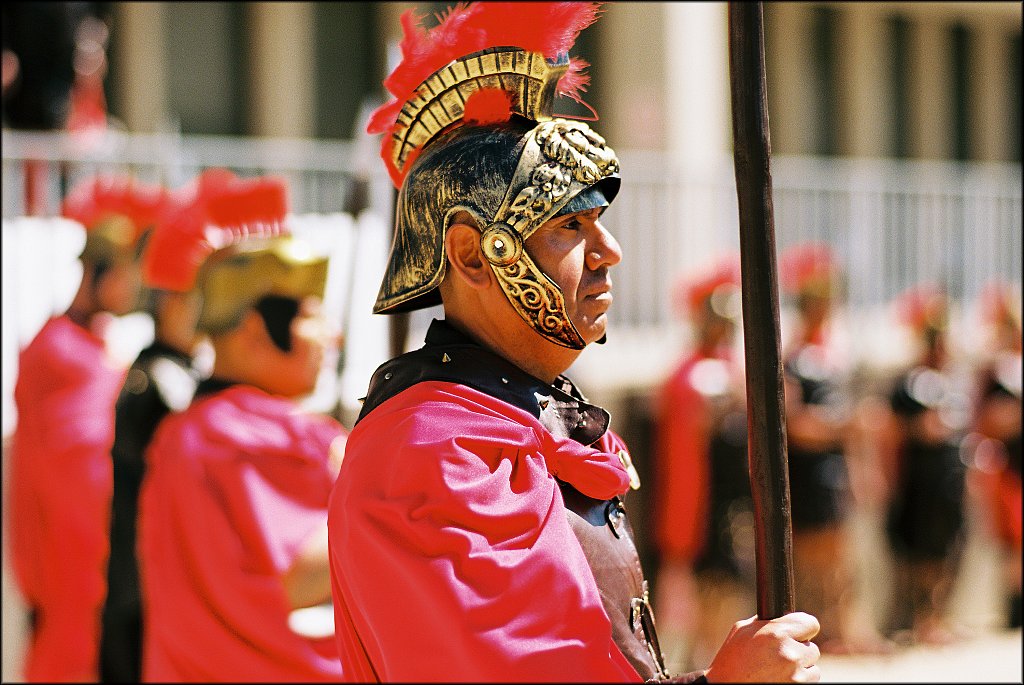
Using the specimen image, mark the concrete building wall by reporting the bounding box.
[105,2,1021,163]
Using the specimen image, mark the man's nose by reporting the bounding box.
[586,219,622,270]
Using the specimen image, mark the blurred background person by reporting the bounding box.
[7,174,168,682]
[0,2,104,130]
[137,175,347,682]
[1,2,113,214]
[879,283,971,645]
[98,169,240,683]
[966,281,1022,631]
[652,254,755,673]
[779,241,888,654]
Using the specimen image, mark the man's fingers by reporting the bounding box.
[778,611,820,641]
[798,639,820,667]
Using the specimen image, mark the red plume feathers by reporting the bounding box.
[142,170,290,292]
[676,254,742,317]
[62,175,169,239]
[778,241,839,295]
[368,1,603,186]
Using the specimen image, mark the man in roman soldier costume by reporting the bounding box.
[8,174,168,682]
[652,255,756,673]
[778,241,874,654]
[136,174,347,681]
[968,281,1022,630]
[327,3,821,682]
[880,283,970,645]
[99,168,237,683]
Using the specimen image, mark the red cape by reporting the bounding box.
[138,384,345,682]
[9,315,125,682]
[328,380,641,682]
[653,351,711,562]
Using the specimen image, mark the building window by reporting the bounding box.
[314,3,380,139]
[1010,32,1022,162]
[165,2,246,135]
[888,15,912,159]
[809,6,840,157]
[950,23,971,161]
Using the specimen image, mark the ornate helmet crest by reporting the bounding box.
[369,1,619,348]
[62,174,170,267]
[141,169,328,334]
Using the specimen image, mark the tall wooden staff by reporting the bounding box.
[727,1,795,619]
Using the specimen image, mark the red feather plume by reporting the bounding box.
[62,175,169,239]
[676,255,742,317]
[143,170,290,292]
[778,241,839,295]
[368,1,603,185]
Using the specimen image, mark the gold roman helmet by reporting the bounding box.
[368,2,619,349]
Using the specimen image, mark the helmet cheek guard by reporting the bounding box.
[479,119,619,348]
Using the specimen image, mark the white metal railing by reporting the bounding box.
[603,151,1022,329]
[1,128,394,219]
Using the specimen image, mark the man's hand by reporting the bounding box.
[704,612,821,683]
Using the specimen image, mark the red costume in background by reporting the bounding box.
[9,315,125,681]
[654,347,751,571]
[655,351,713,563]
[138,382,345,682]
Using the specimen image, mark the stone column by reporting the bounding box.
[664,2,731,168]
[597,2,667,151]
[908,17,952,160]
[763,2,817,156]
[247,2,315,137]
[836,5,890,157]
[111,2,168,133]
[970,18,1011,161]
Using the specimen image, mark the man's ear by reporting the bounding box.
[445,223,491,289]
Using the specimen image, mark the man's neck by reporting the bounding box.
[441,314,580,385]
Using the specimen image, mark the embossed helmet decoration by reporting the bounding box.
[367,1,620,349]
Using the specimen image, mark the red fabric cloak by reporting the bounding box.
[9,315,125,682]
[328,380,641,682]
[138,384,345,682]
[653,351,713,563]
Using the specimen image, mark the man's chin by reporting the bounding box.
[579,316,608,347]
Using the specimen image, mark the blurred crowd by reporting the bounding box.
[650,244,1022,673]
[7,170,347,682]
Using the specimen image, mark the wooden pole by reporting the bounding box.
[727,0,795,619]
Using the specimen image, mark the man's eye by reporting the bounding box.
[562,219,582,231]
